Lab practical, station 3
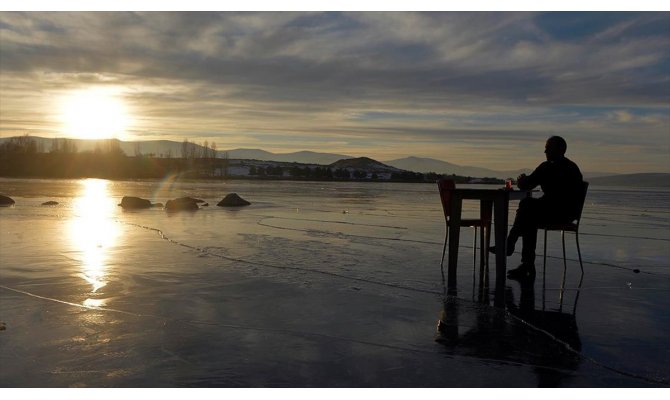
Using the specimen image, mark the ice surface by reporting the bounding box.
[0,178,668,387]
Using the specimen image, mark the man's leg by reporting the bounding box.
[508,198,540,278]
[508,197,538,256]
[489,197,537,257]
[520,224,538,266]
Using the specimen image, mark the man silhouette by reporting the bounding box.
[492,136,583,279]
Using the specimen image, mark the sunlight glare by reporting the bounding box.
[69,179,119,293]
[58,88,131,140]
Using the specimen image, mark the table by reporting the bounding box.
[446,188,531,303]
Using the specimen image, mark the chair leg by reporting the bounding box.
[485,223,491,289]
[572,272,584,315]
[575,231,584,274]
[484,223,491,267]
[479,225,486,287]
[542,229,547,311]
[561,230,568,273]
[440,227,449,270]
[473,227,477,269]
[543,229,548,287]
[440,236,448,269]
[560,230,568,310]
[472,227,478,290]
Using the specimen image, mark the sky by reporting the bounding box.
[0,10,669,173]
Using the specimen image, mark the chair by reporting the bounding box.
[540,181,589,276]
[437,179,492,274]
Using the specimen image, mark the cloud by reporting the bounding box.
[0,11,668,173]
[3,12,667,104]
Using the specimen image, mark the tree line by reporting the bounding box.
[0,135,225,179]
[1,134,501,184]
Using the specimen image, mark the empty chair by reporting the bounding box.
[540,181,589,277]
[437,179,492,274]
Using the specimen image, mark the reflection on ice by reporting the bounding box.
[83,298,107,308]
[0,179,668,387]
[68,179,119,293]
[436,276,583,387]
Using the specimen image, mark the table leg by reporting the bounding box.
[493,195,509,306]
[480,199,493,285]
[447,195,462,288]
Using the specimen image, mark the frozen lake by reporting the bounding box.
[0,177,668,387]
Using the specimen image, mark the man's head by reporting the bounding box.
[545,136,567,162]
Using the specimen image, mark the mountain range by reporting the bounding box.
[383,156,532,179]
[2,136,667,185]
[225,148,353,165]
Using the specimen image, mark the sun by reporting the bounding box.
[58,88,131,140]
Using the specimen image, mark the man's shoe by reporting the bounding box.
[507,264,536,280]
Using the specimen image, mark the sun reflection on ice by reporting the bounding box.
[83,298,107,308]
[69,179,119,295]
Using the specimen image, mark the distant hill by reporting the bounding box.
[231,149,353,165]
[225,148,276,160]
[329,157,402,172]
[383,156,530,179]
[587,173,670,188]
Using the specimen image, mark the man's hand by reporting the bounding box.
[516,173,528,188]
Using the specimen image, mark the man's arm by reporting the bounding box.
[517,173,533,190]
[517,163,545,190]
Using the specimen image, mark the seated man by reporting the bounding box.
[493,136,584,279]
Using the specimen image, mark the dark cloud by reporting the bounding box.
[2,12,667,106]
[0,11,668,172]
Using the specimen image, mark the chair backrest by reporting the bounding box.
[437,178,455,219]
[574,181,589,225]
